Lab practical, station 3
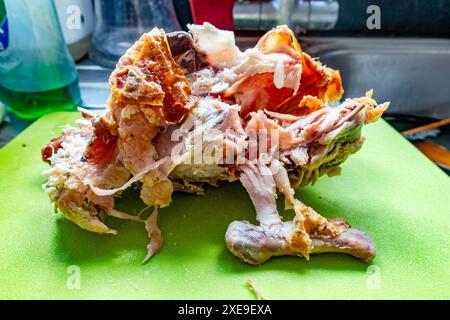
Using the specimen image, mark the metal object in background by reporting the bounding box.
[305,37,450,119]
[76,59,111,110]
[89,0,181,68]
[233,0,339,32]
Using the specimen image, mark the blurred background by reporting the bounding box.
[0,0,449,171]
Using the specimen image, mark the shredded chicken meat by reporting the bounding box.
[42,23,388,265]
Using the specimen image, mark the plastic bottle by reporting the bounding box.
[0,0,81,119]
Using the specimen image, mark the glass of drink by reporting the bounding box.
[89,0,181,68]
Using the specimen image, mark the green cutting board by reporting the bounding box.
[0,112,449,299]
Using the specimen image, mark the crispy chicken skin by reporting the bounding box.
[42,24,388,265]
[110,28,196,123]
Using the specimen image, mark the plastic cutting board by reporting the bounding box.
[0,112,449,299]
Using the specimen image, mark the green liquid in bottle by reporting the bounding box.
[0,79,80,120]
[0,1,82,120]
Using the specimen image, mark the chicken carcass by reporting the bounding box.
[42,23,388,265]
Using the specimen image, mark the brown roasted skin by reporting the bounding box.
[82,120,118,167]
[109,28,196,124]
[221,25,344,118]
[276,53,343,115]
[41,136,64,163]
[256,26,343,104]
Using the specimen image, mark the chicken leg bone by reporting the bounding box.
[226,159,375,265]
[226,217,375,265]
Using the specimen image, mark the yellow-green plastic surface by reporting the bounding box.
[0,112,449,299]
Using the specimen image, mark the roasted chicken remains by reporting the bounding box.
[42,23,388,265]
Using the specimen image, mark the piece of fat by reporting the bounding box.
[188,22,243,68]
